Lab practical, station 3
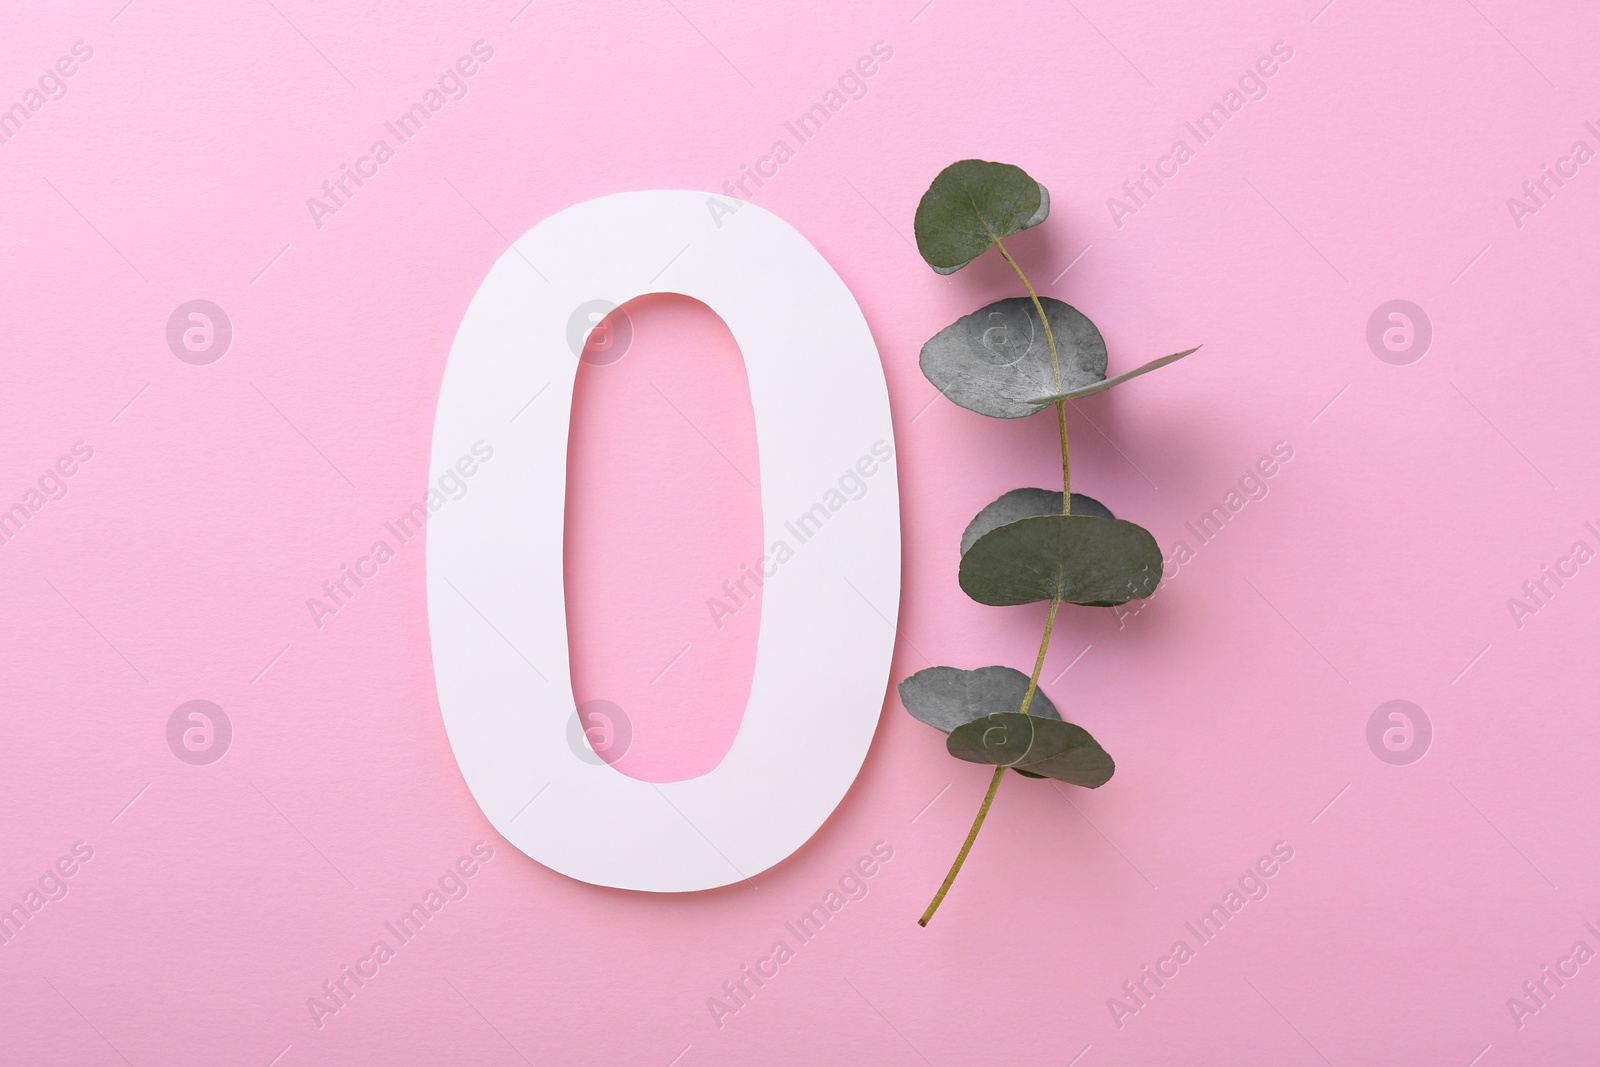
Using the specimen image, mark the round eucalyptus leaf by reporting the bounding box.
[898,665,1059,733]
[960,488,1115,557]
[946,713,1115,787]
[922,297,1105,418]
[959,514,1162,607]
[921,298,1201,419]
[914,160,1048,274]
[947,711,1075,766]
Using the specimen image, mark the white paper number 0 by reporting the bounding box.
[427,191,901,892]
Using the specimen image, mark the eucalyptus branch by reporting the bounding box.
[899,159,1194,926]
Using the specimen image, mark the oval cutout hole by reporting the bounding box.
[564,294,762,783]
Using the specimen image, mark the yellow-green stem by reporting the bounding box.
[993,237,1061,394]
[1017,597,1059,716]
[992,237,1072,513]
[918,766,1005,927]
[1055,400,1071,514]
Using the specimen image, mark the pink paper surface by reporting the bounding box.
[2,1,1597,1063]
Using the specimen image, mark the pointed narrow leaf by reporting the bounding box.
[959,514,1162,607]
[960,489,1114,556]
[914,160,1048,274]
[1057,346,1201,401]
[946,713,1115,787]
[898,665,1059,733]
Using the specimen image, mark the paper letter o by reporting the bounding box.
[428,191,901,892]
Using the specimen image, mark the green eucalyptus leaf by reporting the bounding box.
[914,160,1048,274]
[946,713,1115,787]
[922,297,1104,418]
[959,514,1162,607]
[921,297,1199,419]
[960,489,1115,557]
[898,665,1059,733]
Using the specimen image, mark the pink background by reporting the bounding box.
[2,0,1597,1063]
